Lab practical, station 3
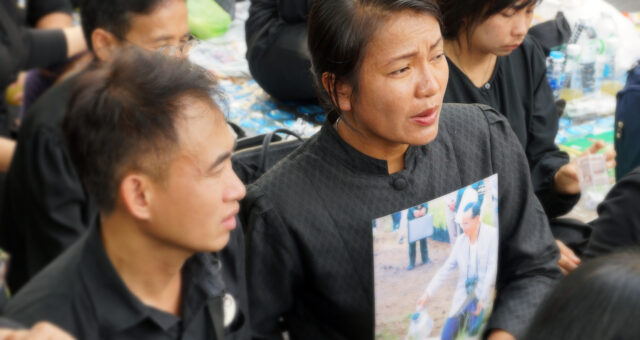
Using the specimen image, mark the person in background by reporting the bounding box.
[434,0,614,274]
[406,203,430,270]
[4,47,247,339]
[523,250,640,340]
[1,0,192,291]
[245,0,315,102]
[242,0,560,339]
[0,0,85,170]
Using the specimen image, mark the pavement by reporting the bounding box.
[607,0,640,12]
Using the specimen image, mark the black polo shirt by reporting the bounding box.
[3,224,229,340]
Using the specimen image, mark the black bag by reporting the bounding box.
[232,129,305,185]
[614,61,640,181]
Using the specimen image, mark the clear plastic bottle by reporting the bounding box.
[560,44,583,101]
[546,51,565,99]
[601,37,624,96]
[580,42,598,95]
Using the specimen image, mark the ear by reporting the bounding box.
[91,28,120,62]
[119,173,153,221]
[321,72,353,113]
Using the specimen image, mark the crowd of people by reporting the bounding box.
[0,0,639,339]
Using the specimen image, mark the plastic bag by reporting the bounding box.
[187,0,231,39]
[405,309,434,340]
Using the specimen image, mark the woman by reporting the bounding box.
[435,0,614,270]
[523,250,640,340]
[241,1,560,339]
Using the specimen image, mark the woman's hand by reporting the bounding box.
[0,322,75,340]
[553,140,616,195]
[556,240,580,275]
[487,329,516,340]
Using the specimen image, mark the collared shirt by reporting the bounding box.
[4,224,226,340]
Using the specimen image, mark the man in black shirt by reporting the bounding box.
[4,47,247,340]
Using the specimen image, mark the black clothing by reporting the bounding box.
[245,0,315,101]
[0,75,94,292]
[584,167,640,258]
[25,0,73,27]
[242,104,561,339]
[3,224,226,339]
[0,317,23,329]
[0,0,67,135]
[443,36,579,219]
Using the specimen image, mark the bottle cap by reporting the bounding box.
[550,51,564,59]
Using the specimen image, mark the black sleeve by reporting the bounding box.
[26,0,73,27]
[23,28,68,70]
[483,108,562,338]
[242,187,303,340]
[276,0,313,23]
[526,38,579,218]
[584,168,640,258]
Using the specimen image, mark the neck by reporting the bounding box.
[335,116,408,174]
[101,212,192,316]
[468,221,481,244]
[445,38,497,87]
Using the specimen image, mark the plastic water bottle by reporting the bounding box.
[405,309,434,340]
[560,44,583,101]
[546,51,565,99]
[580,42,598,95]
[601,37,624,96]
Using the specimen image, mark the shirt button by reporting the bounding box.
[484,83,491,90]
[392,177,407,191]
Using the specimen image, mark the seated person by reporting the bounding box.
[4,47,247,339]
[245,0,315,101]
[1,0,191,292]
[241,1,561,339]
[583,166,640,258]
[433,0,614,272]
[523,250,640,340]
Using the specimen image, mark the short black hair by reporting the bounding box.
[437,0,540,40]
[63,47,221,214]
[524,249,640,340]
[79,0,181,50]
[307,0,442,122]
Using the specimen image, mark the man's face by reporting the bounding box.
[123,0,190,55]
[146,99,246,253]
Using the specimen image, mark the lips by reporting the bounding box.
[221,209,239,230]
[410,106,439,126]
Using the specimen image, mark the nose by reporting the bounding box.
[224,168,247,202]
[415,63,441,98]
[512,13,530,37]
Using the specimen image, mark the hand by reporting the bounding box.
[487,329,516,340]
[416,292,429,309]
[0,322,75,340]
[554,140,616,195]
[556,240,581,275]
[473,300,483,316]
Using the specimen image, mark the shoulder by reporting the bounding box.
[4,241,84,326]
[439,103,510,137]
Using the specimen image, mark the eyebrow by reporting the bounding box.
[385,37,443,65]
[153,32,190,43]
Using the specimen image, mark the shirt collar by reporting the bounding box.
[315,120,420,176]
[79,224,225,335]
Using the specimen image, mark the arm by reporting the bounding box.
[424,239,460,297]
[26,0,73,27]
[476,228,498,305]
[485,110,562,338]
[242,187,303,340]
[0,138,16,173]
[584,169,640,258]
[525,37,578,218]
[276,0,314,23]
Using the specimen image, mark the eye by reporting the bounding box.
[431,53,445,62]
[390,66,410,76]
[501,9,516,17]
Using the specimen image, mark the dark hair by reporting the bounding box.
[307,0,442,122]
[457,181,484,218]
[437,0,540,40]
[523,249,640,340]
[79,0,180,50]
[63,47,221,214]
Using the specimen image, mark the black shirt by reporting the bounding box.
[584,167,640,258]
[443,36,578,218]
[242,104,561,339]
[0,0,67,124]
[3,224,226,339]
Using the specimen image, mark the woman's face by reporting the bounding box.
[338,11,448,149]
[469,3,535,56]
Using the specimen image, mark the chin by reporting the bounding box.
[407,126,439,146]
